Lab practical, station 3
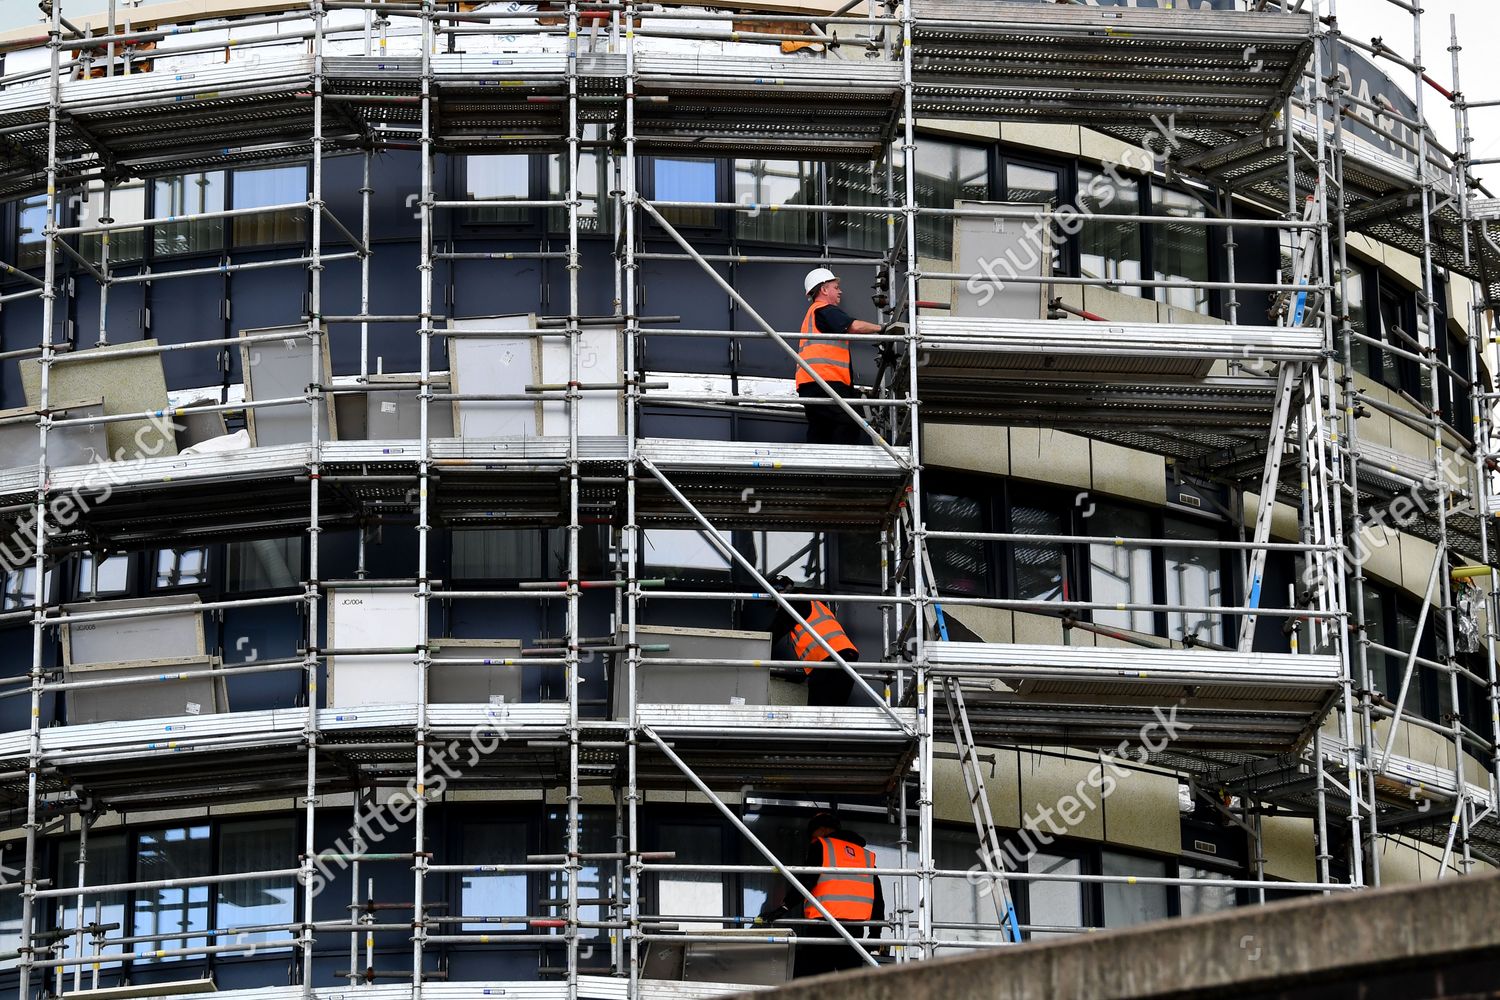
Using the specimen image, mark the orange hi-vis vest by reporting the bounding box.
[804,836,877,922]
[790,599,857,675]
[796,302,852,388]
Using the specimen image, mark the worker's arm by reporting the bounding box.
[848,318,882,335]
[870,873,886,939]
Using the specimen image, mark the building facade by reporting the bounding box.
[0,0,1497,996]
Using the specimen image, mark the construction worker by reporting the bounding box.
[760,810,885,978]
[771,579,858,707]
[797,268,882,446]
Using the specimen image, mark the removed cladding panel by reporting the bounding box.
[951,200,1052,321]
[239,325,337,447]
[448,314,540,437]
[428,638,524,704]
[0,399,106,470]
[609,625,771,719]
[327,586,421,707]
[540,325,623,435]
[22,342,178,459]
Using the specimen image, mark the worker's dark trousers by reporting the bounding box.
[807,664,855,707]
[793,924,870,978]
[799,381,865,446]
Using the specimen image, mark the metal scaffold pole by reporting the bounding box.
[19,1,65,993]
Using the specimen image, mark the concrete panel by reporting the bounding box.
[1404,722,1454,774]
[1009,427,1089,490]
[932,741,1021,829]
[945,605,1012,644]
[1376,836,1427,886]
[924,423,1008,477]
[918,119,1000,142]
[1078,129,1143,168]
[1012,612,1070,647]
[1381,245,1422,289]
[1387,406,1435,461]
[1354,522,1402,590]
[1240,492,1301,545]
[1082,284,1158,323]
[1158,303,1219,326]
[1017,751,1104,843]
[1353,378,1393,448]
[1398,534,1440,599]
[1002,122,1081,157]
[1102,764,1181,856]
[1090,440,1166,506]
[1260,815,1316,883]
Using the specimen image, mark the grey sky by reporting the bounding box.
[1335,0,1499,192]
[1,1,1496,189]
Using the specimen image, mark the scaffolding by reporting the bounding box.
[0,1,1497,998]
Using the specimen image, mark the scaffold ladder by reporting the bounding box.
[912,509,1021,942]
[1237,360,1302,653]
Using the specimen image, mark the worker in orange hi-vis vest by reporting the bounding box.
[758,810,886,978]
[771,579,859,707]
[796,268,882,446]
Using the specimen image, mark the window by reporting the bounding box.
[3,566,53,611]
[836,532,883,589]
[0,844,22,970]
[1152,187,1210,315]
[550,126,616,233]
[1178,866,1237,916]
[133,825,211,962]
[226,537,302,591]
[546,809,609,946]
[1024,852,1084,941]
[218,818,295,950]
[464,155,530,225]
[155,547,208,588]
[933,828,1007,951]
[748,531,824,587]
[17,194,49,269]
[232,165,308,246]
[653,158,717,228]
[1001,159,1065,275]
[1377,284,1419,397]
[1088,504,1154,634]
[77,553,132,598]
[1009,500,1070,603]
[153,171,226,256]
[1100,851,1169,927]
[642,528,732,581]
[906,140,988,261]
[1164,518,1223,645]
[926,492,988,595]
[1341,268,1374,377]
[654,823,725,931]
[79,179,147,267]
[459,820,529,932]
[452,529,547,580]
[827,158,888,253]
[1076,166,1142,296]
[451,526,604,580]
[734,159,816,244]
[56,834,129,970]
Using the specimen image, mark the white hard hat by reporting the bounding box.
[804,267,837,297]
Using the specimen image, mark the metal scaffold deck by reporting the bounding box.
[0,0,1498,996]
